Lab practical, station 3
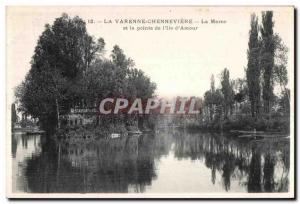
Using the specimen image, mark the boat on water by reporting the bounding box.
[230,130,264,134]
[128,130,142,134]
[110,133,121,139]
[109,130,142,139]
[234,128,288,139]
[128,130,143,138]
[232,128,286,134]
[238,134,287,138]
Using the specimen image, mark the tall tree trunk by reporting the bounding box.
[56,98,60,129]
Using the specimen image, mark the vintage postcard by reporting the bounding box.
[6,6,295,199]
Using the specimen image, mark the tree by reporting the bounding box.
[260,11,275,114]
[210,74,215,92]
[233,78,247,103]
[11,103,17,129]
[83,37,105,73]
[203,75,224,122]
[221,68,234,118]
[273,34,289,103]
[111,45,134,96]
[204,75,216,121]
[278,89,290,115]
[127,68,156,100]
[17,13,103,129]
[246,14,261,118]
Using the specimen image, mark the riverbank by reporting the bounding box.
[186,115,290,134]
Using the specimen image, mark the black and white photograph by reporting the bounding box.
[6,6,295,199]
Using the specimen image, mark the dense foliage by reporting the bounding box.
[200,11,290,132]
[15,13,156,130]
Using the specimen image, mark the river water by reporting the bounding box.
[11,129,290,193]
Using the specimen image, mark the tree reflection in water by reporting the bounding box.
[24,133,157,193]
[12,129,289,193]
[172,131,289,193]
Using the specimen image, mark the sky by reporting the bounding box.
[6,6,294,98]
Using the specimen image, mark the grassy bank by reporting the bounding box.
[187,115,290,133]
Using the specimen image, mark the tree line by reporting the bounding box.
[201,11,290,131]
[15,13,156,130]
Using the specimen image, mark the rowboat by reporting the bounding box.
[110,133,121,139]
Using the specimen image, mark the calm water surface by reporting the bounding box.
[12,129,290,193]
